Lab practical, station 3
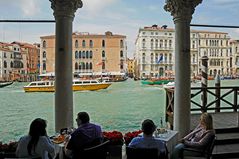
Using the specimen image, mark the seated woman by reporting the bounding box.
[16,118,55,159]
[171,113,215,159]
[129,119,167,158]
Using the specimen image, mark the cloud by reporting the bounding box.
[82,0,118,14]
[19,0,40,16]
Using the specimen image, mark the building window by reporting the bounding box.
[82,40,86,48]
[89,62,92,69]
[120,51,123,58]
[10,61,13,68]
[82,51,85,58]
[89,40,93,48]
[79,51,82,58]
[75,62,78,70]
[169,40,172,48]
[89,51,93,58]
[43,51,46,58]
[86,51,89,58]
[102,51,105,58]
[86,62,89,69]
[43,61,46,71]
[102,62,105,69]
[82,63,85,69]
[151,39,154,49]
[4,61,7,68]
[160,40,163,48]
[75,51,78,59]
[4,53,6,58]
[120,40,124,48]
[75,40,79,48]
[102,40,105,47]
[142,39,146,48]
[43,40,46,48]
[155,39,158,48]
[120,61,123,69]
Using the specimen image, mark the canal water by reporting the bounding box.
[0,79,238,142]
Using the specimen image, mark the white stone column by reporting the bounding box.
[50,0,83,132]
[164,0,202,138]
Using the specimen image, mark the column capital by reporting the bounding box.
[50,0,83,18]
[164,0,202,22]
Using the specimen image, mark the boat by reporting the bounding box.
[23,79,111,92]
[141,77,174,85]
[0,81,13,88]
[163,82,175,89]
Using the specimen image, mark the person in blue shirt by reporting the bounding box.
[129,119,167,158]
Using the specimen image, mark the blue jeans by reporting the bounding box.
[171,143,185,159]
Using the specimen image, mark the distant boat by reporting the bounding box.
[23,79,111,92]
[163,82,175,89]
[141,77,174,85]
[0,81,13,88]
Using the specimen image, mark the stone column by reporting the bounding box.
[50,0,83,132]
[164,0,202,138]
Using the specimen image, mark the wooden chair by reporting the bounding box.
[182,134,216,159]
[126,146,159,159]
[80,140,110,159]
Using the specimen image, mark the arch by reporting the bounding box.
[89,40,93,48]
[79,63,82,70]
[82,51,85,58]
[82,63,85,69]
[82,40,86,48]
[75,40,79,48]
[4,61,7,68]
[86,51,89,58]
[75,62,78,70]
[10,61,13,68]
[79,51,82,58]
[102,40,105,47]
[75,51,78,59]
[120,39,124,48]
[89,51,93,58]
[102,50,105,58]
[120,50,123,58]
[43,61,46,71]
[89,62,92,69]
[43,51,46,58]
[43,40,46,48]
[86,62,89,69]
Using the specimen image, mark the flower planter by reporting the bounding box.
[107,144,122,159]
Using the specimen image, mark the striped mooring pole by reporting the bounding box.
[201,56,208,112]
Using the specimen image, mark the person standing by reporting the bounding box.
[64,112,103,159]
[16,118,55,159]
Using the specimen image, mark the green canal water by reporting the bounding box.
[0,79,238,142]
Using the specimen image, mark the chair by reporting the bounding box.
[126,146,159,159]
[182,134,216,159]
[80,140,110,159]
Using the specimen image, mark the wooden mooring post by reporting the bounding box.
[215,74,221,112]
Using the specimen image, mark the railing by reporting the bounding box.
[165,86,239,127]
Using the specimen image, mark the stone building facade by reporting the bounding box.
[40,31,127,77]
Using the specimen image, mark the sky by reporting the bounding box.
[1,0,239,58]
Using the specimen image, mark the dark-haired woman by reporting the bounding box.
[16,118,55,159]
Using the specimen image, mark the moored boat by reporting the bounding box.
[0,81,13,88]
[23,79,111,92]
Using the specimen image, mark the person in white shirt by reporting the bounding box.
[16,118,55,159]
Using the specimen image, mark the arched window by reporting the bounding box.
[89,40,93,48]
[142,39,146,48]
[155,39,158,48]
[164,40,167,48]
[82,63,85,69]
[4,61,7,68]
[102,51,105,58]
[75,62,78,70]
[120,51,123,58]
[169,40,172,48]
[86,51,89,58]
[160,40,163,48]
[89,62,92,69]
[151,39,154,49]
[79,51,82,58]
[82,40,86,48]
[82,51,85,58]
[89,51,93,58]
[75,40,79,48]
[102,40,105,47]
[79,63,82,70]
[102,62,105,69]
[43,51,46,58]
[43,61,46,71]
[43,40,46,48]
[120,40,124,48]
[120,60,123,69]
[86,62,89,69]
[75,51,78,59]
[10,61,13,68]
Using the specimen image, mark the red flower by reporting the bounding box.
[0,141,18,152]
[123,130,142,145]
[103,131,124,145]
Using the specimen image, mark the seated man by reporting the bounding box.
[129,119,167,158]
[64,112,103,159]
